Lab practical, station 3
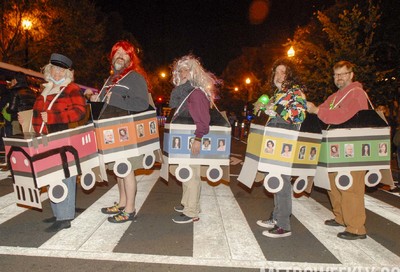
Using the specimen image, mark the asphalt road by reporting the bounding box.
[0,138,399,272]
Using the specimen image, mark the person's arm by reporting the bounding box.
[188,89,210,155]
[108,72,149,112]
[317,88,368,125]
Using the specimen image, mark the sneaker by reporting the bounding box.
[256,218,277,229]
[174,204,184,213]
[262,226,292,238]
[44,220,71,232]
[172,214,199,224]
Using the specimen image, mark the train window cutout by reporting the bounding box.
[202,138,211,151]
[172,136,181,149]
[330,144,340,158]
[103,129,115,144]
[298,146,306,160]
[4,100,161,209]
[217,138,226,152]
[160,97,231,184]
[264,139,276,154]
[118,127,129,142]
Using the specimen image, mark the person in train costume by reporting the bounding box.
[254,58,307,238]
[168,54,220,224]
[18,53,86,232]
[90,41,151,223]
[307,60,369,240]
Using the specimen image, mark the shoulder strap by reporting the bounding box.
[39,86,66,133]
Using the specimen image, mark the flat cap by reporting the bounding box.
[50,53,73,69]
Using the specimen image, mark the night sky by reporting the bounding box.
[95,0,335,75]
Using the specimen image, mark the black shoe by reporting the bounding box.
[44,220,71,232]
[337,231,367,240]
[42,216,56,223]
[324,219,344,227]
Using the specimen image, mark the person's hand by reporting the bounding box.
[89,94,99,102]
[307,101,319,114]
[41,111,48,123]
[191,140,201,155]
[84,89,94,100]
[253,101,263,114]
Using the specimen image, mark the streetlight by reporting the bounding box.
[22,19,33,66]
[287,46,295,58]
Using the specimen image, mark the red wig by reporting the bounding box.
[109,40,150,90]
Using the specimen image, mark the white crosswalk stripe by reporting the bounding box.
[0,170,399,270]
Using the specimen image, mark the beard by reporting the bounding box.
[113,57,128,71]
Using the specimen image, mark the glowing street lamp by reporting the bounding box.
[22,19,33,66]
[287,46,295,58]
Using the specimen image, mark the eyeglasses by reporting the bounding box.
[333,72,351,78]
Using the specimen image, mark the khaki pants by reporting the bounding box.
[181,165,201,218]
[328,170,366,235]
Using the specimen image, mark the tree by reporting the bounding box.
[289,1,381,103]
[0,0,109,87]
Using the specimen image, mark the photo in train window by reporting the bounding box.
[188,137,194,150]
[264,139,275,154]
[118,127,129,142]
[103,129,115,144]
[149,121,157,135]
[172,136,181,149]
[309,147,317,160]
[344,144,354,158]
[298,146,306,159]
[361,143,370,157]
[202,138,211,151]
[330,144,340,158]
[217,138,226,151]
[281,143,292,158]
[136,123,145,138]
[378,142,388,156]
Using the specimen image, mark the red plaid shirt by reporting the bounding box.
[32,82,86,134]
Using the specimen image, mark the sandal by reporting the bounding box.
[101,202,125,214]
[108,211,136,223]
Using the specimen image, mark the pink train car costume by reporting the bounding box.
[160,106,231,184]
[313,110,393,190]
[238,113,322,193]
[4,124,99,209]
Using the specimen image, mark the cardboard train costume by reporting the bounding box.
[238,112,322,193]
[160,102,231,184]
[313,109,392,190]
[4,102,161,209]
[238,109,392,193]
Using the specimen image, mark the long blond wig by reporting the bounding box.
[171,54,219,100]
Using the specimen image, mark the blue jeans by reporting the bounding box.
[50,176,76,221]
[272,175,292,231]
